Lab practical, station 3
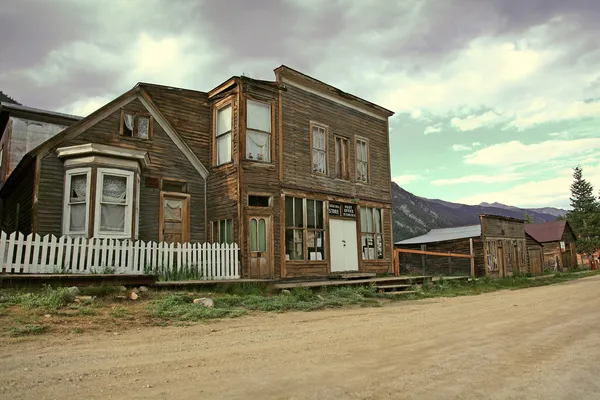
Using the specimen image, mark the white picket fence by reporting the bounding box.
[0,231,240,279]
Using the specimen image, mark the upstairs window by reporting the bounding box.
[216,104,232,165]
[246,100,271,162]
[311,123,327,174]
[334,136,349,180]
[356,137,369,182]
[120,111,151,139]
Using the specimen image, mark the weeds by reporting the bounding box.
[0,286,74,312]
[8,324,48,337]
[110,306,130,318]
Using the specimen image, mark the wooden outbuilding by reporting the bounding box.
[396,214,545,277]
[525,220,577,271]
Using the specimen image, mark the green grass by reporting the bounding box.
[110,305,130,318]
[8,324,48,337]
[0,286,75,312]
[78,306,97,316]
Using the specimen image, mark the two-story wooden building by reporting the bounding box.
[0,66,395,280]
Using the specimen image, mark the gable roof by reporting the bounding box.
[525,232,544,247]
[525,220,574,243]
[0,85,209,197]
[396,224,481,245]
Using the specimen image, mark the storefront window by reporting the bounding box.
[285,196,325,261]
[360,207,384,260]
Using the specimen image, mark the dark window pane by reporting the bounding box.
[285,197,294,227]
[285,229,304,260]
[307,200,315,229]
[249,195,270,207]
[294,197,303,228]
[316,201,324,229]
[162,180,187,193]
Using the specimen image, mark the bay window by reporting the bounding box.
[95,168,134,237]
[285,197,326,261]
[63,168,92,236]
[216,104,232,165]
[360,207,384,260]
[246,100,271,162]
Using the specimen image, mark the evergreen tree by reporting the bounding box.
[523,212,533,224]
[566,166,600,255]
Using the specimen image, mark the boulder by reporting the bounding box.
[138,286,149,292]
[193,298,214,308]
[129,292,139,301]
[67,286,80,295]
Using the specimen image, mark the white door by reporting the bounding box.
[330,219,359,272]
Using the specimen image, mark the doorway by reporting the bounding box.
[248,216,271,278]
[159,192,190,243]
[329,219,359,272]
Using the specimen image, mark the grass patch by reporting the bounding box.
[0,286,75,312]
[78,306,97,316]
[110,306,130,318]
[8,324,48,337]
[148,295,246,320]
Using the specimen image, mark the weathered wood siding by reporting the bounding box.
[37,98,206,242]
[0,161,34,234]
[279,84,392,203]
[541,228,577,271]
[481,216,528,277]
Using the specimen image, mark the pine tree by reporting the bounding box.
[523,212,533,224]
[566,166,600,255]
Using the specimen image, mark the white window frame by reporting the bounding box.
[356,137,369,183]
[94,168,135,239]
[62,167,92,237]
[215,103,233,166]
[246,99,272,162]
[360,207,384,260]
[310,122,328,175]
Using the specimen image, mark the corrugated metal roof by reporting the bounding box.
[396,225,481,245]
[525,220,567,243]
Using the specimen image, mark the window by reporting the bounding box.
[249,218,267,252]
[360,207,384,260]
[285,197,325,261]
[356,138,369,182]
[94,168,134,237]
[63,168,92,236]
[246,100,271,162]
[120,111,151,139]
[216,104,232,165]
[162,179,187,193]
[248,195,270,207]
[212,219,233,244]
[334,136,349,180]
[311,123,327,174]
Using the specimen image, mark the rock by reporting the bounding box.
[131,287,140,294]
[74,295,93,303]
[44,314,51,319]
[138,286,148,292]
[193,298,214,308]
[129,292,139,301]
[316,295,324,301]
[119,286,128,292]
[281,289,291,295]
[67,286,80,295]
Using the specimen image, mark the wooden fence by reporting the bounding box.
[0,231,240,279]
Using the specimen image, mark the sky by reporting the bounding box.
[1,0,599,209]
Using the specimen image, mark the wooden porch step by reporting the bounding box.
[376,284,412,291]
[384,290,418,296]
[329,272,376,280]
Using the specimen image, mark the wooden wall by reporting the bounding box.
[541,229,577,271]
[36,98,206,242]
[0,161,35,234]
[481,216,528,277]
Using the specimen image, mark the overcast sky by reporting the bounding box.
[2,0,599,209]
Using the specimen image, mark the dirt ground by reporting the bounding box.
[2,276,600,400]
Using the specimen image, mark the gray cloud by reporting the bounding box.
[1,0,599,112]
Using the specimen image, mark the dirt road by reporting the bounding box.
[2,276,600,400]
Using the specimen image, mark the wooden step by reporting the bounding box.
[329,272,376,280]
[376,284,412,292]
[384,290,418,296]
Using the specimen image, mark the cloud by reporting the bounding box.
[424,124,442,135]
[393,174,422,186]
[457,162,600,208]
[463,138,600,167]
[451,144,471,151]
[450,111,508,131]
[432,173,524,186]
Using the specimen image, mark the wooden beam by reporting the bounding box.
[395,248,474,259]
[469,238,475,277]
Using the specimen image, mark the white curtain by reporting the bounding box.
[124,114,134,131]
[100,175,127,232]
[164,199,182,220]
[246,130,270,160]
[69,174,87,232]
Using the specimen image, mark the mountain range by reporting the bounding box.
[391,182,567,241]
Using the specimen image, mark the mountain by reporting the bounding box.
[392,183,567,241]
[0,91,21,105]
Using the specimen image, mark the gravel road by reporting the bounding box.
[2,275,600,400]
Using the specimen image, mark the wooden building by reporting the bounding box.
[0,102,81,187]
[525,220,577,271]
[396,214,544,277]
[0,65,395,280]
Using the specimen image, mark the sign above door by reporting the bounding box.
[328,202,356,219]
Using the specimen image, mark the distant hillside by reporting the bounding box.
[0,91,21,105]
[392,183,567,241]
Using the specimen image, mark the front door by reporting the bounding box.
[248,216,271,278]
[529,249,542,275]
[330,219,359,272]
[160,193,190,243]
